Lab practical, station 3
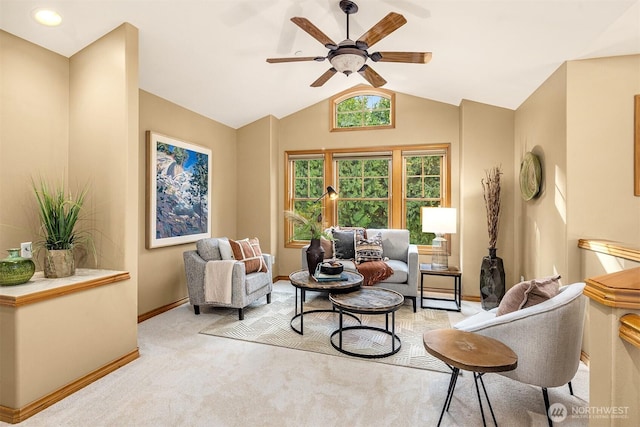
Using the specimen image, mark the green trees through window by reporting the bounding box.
[286,147,450,249]
[331,87,394,131]
[336,95,391,128]
[336,158,389,228]
[405,155,442,245]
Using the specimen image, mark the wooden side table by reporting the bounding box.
[423,329,518,427]
[420,263,461,311]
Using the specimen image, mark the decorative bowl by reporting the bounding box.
[320,262,343,275]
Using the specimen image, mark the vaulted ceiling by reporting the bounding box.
[1,0,639,129]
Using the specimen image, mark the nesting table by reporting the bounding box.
[423,329,518,427]
[288,270,363,335]
[329,287,404,359]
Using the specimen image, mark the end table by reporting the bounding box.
[420,263,461,312]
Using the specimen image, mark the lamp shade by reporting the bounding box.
[328,46,367,76]
[327,185,338,200]
[421,207,457,234]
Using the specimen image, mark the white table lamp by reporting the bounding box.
[422,207,457,270]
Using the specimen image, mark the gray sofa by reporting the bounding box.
[183,237,273,320]
[302,228,418,312]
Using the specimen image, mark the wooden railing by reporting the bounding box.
[581,239,640,350]
[578,239,640,263]
[620,314,640,348]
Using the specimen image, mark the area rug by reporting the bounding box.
[199,281,451,373]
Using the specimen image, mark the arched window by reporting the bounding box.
[330,86,395,131]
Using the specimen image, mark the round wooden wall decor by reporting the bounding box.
[519,152,541,200]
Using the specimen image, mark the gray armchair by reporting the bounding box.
[302,228,418,312]
[183,238,273,320]
[454,282,587,426]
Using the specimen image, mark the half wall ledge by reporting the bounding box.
[0,268,136,423]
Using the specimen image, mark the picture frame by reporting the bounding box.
[146,131,212,248]
[635,95,640,196]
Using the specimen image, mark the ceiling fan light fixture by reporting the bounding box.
[328,49,366,75]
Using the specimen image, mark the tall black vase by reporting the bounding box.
[306,239,325,276]
[479,248,505,310]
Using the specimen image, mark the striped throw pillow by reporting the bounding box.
[229,237,267,273]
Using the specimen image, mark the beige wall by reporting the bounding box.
[236,115,278,256]
[1,25,139,412]
[138,90,237,315]
[275,90,466,279]
[513,55,640,285]
[514,64,569,282]
[0,31,69,254]
[567,55,640,282]
[459,100,516,295]
[69,23,139,275]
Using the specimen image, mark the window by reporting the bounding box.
[335,156,390,228]
[287,154,325,241]
[404,152,446,245]
[285,145,450,252]
[330,87,395,131]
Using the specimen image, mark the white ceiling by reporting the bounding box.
[2,0,639,129]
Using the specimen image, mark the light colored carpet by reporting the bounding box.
[4,280,589,427]
[200,281,451,373]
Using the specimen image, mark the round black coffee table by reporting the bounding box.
[329,287,404,358]
[288,270,363,335]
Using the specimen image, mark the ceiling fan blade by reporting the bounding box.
[356,12,407,50]
[311,68,337,87]
[358,65,387,88]
[371,51,432,64]
[266,56,325,63]
[291,17,338,49]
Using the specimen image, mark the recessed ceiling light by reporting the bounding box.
[33,9,62,27]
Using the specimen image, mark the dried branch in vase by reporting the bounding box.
[482,166,502,249]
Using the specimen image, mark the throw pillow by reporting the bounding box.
[337,226,366,241]
[332,230,355,260]
[355,232,384,264]
[496,275,561,316]
[229,237,267,274]
[320,236,333,259]
[218,238,234,260]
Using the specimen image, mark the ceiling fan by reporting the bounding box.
[266,0,432,88]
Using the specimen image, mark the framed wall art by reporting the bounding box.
[146,131,212,248]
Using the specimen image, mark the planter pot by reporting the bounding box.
[306,239,325,277]
[479,248,505,310]
[44,249,75,278]
[0,248,36,286]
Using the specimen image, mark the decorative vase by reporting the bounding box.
[44,249,75,278]
[0,248,36,286]
[479,247,505,310]
[306,239,325,277]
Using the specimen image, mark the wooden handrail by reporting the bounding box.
[620,314,640,349]
[584,267,640,309]
[578,239,640,263]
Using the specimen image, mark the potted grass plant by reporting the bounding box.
[32,178,91,278]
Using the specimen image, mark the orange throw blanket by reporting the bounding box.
[356,261,393,286]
